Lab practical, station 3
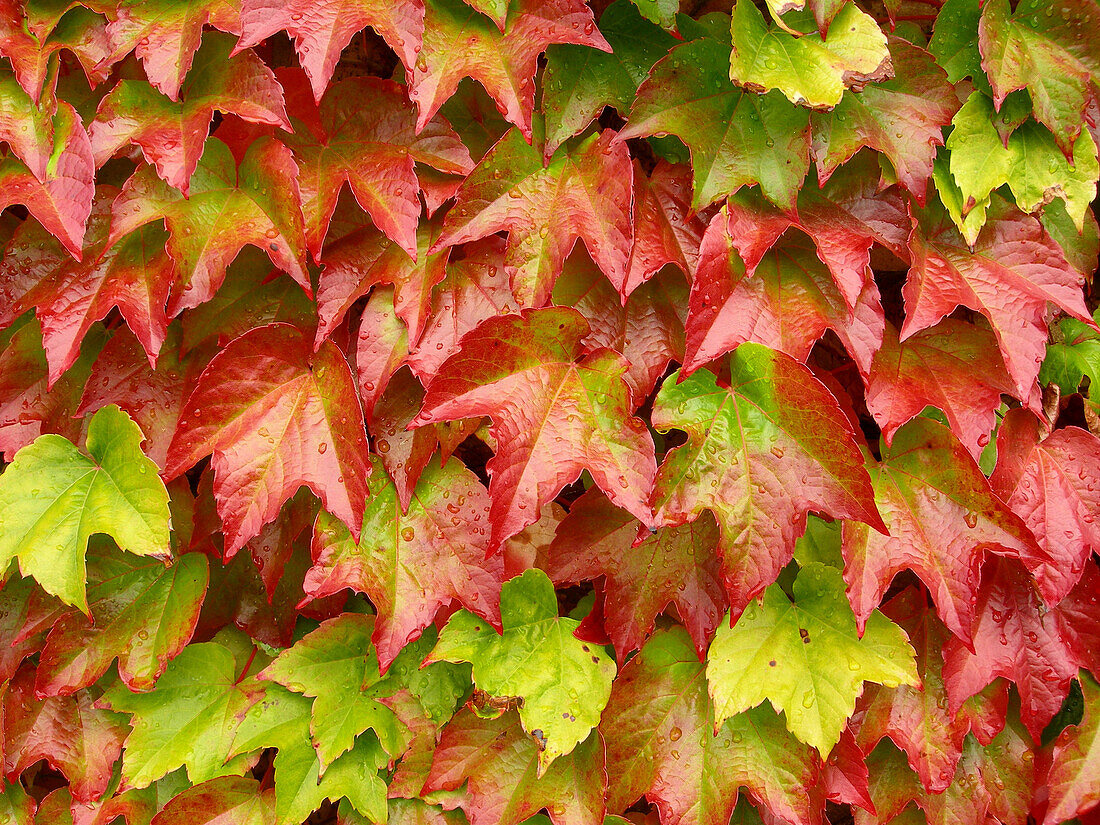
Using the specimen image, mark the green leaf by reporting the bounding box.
[1041,309,1100,396]
[729,0,890,109]
[928,0,990,92]
[707,562,918,755]
[0,404,170,612]
[630,0,677,30]
[428,568,616,773]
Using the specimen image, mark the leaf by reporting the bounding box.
[842,418,1047,647]
[809,37,959,202]
[0,74,53,180]
[100,632,267,789]
[1041,309,1100,398]
[1043,670,1100,825]
[649,350,883,621]
[305,454,502,670]
[865,320,1015,460]
[423,707,606,825]
[978,0,1100,153]
[0,405,170,612]
[354,285,410,420]
[729,0,891,109]
[412,307,656,546]
[928,0,988,91]
[708,562,917,755]
[90,33,290,195]
[35,546,208,696]
[0,188,174,385]
[236,0,423,102]
[541,0,676,158]
[2,664,128,803]
[904,194,1094,400]
[106,136,309,316]
[618,36,812,210]
[285,77,471,258]
[165,323,371,557]
[0,782,34,825]
[1052,563,1100,678]
[601,625,824,825]
[435,128,633,308]
[148,776,275,825]
[429,568,615,771]
[101,0,240,101]
[411,0,609,140]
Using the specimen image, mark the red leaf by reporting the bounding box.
[149,776,275,824]
[1042,671,1100,825]
[165,323,371,555]
[823,726,875,813]
[1052,562,1100,678]
[355,285,411,421]
[0,75,53,180]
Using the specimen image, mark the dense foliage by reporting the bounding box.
[0,0,1098,823]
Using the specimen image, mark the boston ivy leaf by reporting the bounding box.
[236,0,423,102]
[928,0,988,91]
[285,78,471,258]
[708,563,917,755]
[618,36,811,211]
[35,545,208,696]
[1052,563,1100,678]
[843,418,1047,647]
[106,136,309,316]
[1041,308,1100,401]
[729,0,890,109]
[0,74,52,180]
[422,707,606,825]
[412,308,656,546]
[545,488,725,658]
[429,568,615,771]
[809,38,959,202]
[100,631,267,789]
[978,0,1100,153]
[541,0,676,158]
[865,320,1015,461]
[354,285,410,421]
[602,625,824,825]
[1042,670,1100,825]
[0,405,170,612]
[435,128,633,308]
[649,350,883,621]
[943,557,1079,741]
[904,194,1094,401]
[0,782,34,825]
[90,33,290,195]
[165,323,371,556]
[989,410,1100,604]
[411,0,609,140]
[305,454,502,670]
[147,776,275,825]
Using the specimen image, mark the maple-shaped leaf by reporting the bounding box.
[904,194,1094,401]
[602,625,824,825]
[990,410,1100,603]
[1043,670,1100,825]
[546,488,726,658]
[842,418,1047,647]
[285,78,472,258]
[100,631,267,789]
[978,0,1100,153]
[101,0,240,101]
[165,323,371,556]
[0,101,93,258]
[686,213,884,376]
[553,249,686,407]
[423,707,606,825]
[943,557,1080,740]
[90,34,289,195]
[617,36,811,211]
[305,454,501,670]
[236,0,422,103]
[435,127,633,308]
[2,664,128,803]
[708,562,917,755]
[865,320,1015,461]
[147,776,275,825]
[260,612,406,767]
[541,0,676,158]
[106,136,309,316]
[649,350,882,620]
[0,188,174,385]
[230,683,389,823]
[413,307,656,546]
[0,405,170,612]
[411,0,609,140]
[809,38,958,202]
[428,568,615,771]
